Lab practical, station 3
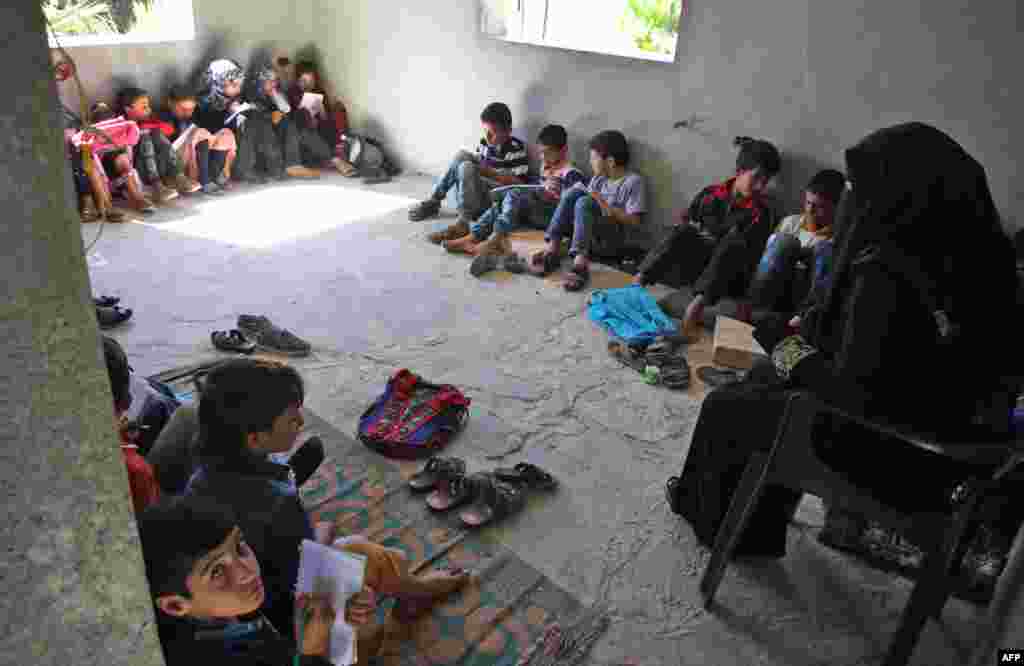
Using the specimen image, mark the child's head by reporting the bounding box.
[255,65,280,97]
[204,60,245,101]
[732,136,782,199]
[117,87,152,120]
[102,335,132,414]
[167,86,198,121]
[537,124,569,166]
[480,102,513,146]
[197,358,305,462]
[588,130,630,177]
[139,494,264,620]
[803,169,846,229]
[294,61,321,92]
[90,101,116,122]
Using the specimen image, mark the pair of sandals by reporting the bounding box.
[528,250,590,292]
[607,338,691,389]
[408,457,558,527]
[210,329,257,354]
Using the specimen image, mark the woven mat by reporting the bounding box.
[149,363,610,665]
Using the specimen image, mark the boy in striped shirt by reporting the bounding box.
[409,102,527,234]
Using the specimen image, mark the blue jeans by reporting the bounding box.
[430,150,492,215]
[749,233,834,311]
[545,187,621,258]
[470,188,554,240]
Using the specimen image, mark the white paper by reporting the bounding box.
[489,184,546,197]
[171,124,196,153]
[295,539,367,666]
[225,102,254,127]
[299,92,325,119]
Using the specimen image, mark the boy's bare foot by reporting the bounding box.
[474,233,509,257]
[443,233,477,254]
[331,157,357,177]
[286,165,322,179]
[153,182,179,203]
[392,568,474,623]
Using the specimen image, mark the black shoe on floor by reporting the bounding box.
[97,305,133,330]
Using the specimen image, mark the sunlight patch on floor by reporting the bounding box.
[140,185,418,249]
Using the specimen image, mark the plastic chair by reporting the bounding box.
[699,391,1023,666]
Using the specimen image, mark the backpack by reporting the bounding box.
[343,133,400,177]
[357,369,471,459]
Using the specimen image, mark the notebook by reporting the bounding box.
[295,539,367,666]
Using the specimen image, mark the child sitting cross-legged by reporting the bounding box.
[531,130,648,291]
[438,124,587,260]
[180,358,471,656]
[139,493,361,665]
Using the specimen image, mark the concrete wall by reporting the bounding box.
[54,0,317,114]
[311,0,1022,239]
[2,2,164,664]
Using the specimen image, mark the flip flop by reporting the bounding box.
[409,456,466,492]
[426,473,477,511]
[93,295,120,307]
[210,329,256,354]
[563,265,590,292]
[459,473,526,527]
[659,361,691,390]
[697,366,744,388]
[493,462,558,490]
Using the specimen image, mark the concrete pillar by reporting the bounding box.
[0,2,163,665]
[971,521,1024,666]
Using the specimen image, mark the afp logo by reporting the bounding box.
[999,650,1024,662]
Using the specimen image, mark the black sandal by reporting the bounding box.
[211,329,256,354]
[459,473,526,527]
[96,305,133,330]
[563,265,590,292]
[493,462,558,491]
[93,295,120,307]
[697,366,743,388]
[666,476,682,515]
[528,250,560,277]
[409,456,466,492]
[608,339,646,372]
[426,473,476,511]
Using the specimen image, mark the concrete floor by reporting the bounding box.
[87,174,985,666]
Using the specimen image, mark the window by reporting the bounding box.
[480,0,684,63]
[43,0,196,47]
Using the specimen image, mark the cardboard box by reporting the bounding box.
[712,316,768,370]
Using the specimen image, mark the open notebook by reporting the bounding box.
[295,539,367,666]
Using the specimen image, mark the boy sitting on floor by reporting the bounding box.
[436,123,587,257]
[161,86,237,195]
[748,168,845,316]
[117,86,201,203]
[633,136,782,338]
[181,358,470,649]
[531,130,648,292]
[409,102,528,231]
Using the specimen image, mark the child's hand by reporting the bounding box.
[298,592,336,657]
[344,585,377,626]
[271,111,284,125]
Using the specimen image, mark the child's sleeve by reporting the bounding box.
[623,175,648,216]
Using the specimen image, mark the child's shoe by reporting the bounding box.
[168,174,201,194]
[409,198,441,222]
[153,181,179,204]
[427,220,469,245]
[201,182,224,196]
[285,165,321,179]
[474,232,510,257]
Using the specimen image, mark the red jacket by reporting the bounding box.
[137,117,176,138]
[121,443,160,514]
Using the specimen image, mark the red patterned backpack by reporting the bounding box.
[357,369,471,459]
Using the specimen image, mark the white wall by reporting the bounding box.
[54,0,317,114]
[312,0,1023,238]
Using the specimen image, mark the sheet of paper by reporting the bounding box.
[299,92,325,119]
[171,124,196,153]
[224,102,254,127]
[295,539,367,666]
[489,184,546,197]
